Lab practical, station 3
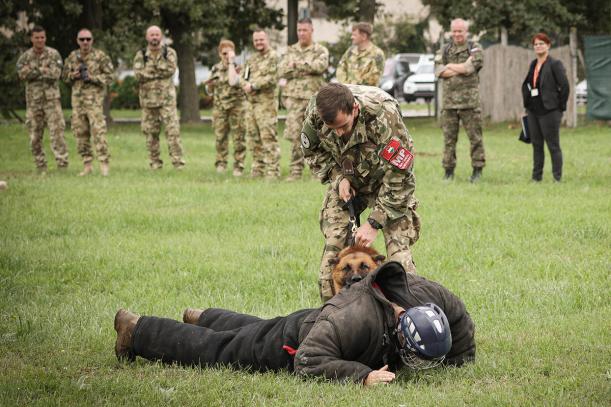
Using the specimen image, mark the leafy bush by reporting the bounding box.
[109,75,139,109]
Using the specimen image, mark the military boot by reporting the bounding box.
[114,309,139,362]
[100,162,110,177]
[443,168,454,180]
[182,308,204,325]
[469,167,482,183]
[79,162,93,177]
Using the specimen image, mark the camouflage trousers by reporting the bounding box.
[282,97,309,177]
[441,108,485,169]
[25,98,68,169]
[318,186,421,302]
[245,97,279,178]
[142,105,185,168]
[213,102,246,170]
[72,103,110,164]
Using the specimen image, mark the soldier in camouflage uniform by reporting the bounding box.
[207,39,246,176]
[241,29,280,179]
[435,18,485,182]
[279,18,329,181]
[133,26,185,170]
[336,22,385,86]
[63,29,113,176]
[301,83,420,302]
[17,26,68,173]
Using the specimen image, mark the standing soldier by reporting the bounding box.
[279,18,329,181]
[241,29,279,179]
[17,26,68,173]
[336,22,385,86]
[63,28,113,176]
[207,39,246,176]
[435,18,485,182]
[301,83,420,302]
[133,25,185,170]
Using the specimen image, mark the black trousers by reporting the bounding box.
[527,109,563,181]
[131,308,314,372]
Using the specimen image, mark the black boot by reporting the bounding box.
[469,167,482,183]
[443,168,454,180]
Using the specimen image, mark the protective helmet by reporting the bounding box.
[397,303,452,370]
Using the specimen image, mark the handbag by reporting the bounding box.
[518,115,531,144]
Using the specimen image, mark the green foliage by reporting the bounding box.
[0,119,609,405]
[323,0,381,23]
[375,15,429,55]
[109,76,139,110]
[423,0,610,46]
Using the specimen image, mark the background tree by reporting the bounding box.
[323,0,382,23]
[423,0,610,46]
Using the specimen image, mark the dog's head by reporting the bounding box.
[329,246,386,296]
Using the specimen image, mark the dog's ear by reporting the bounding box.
[328,257,340,266]
[373,255,386,265]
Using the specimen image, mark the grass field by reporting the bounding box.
[0,117,609,406]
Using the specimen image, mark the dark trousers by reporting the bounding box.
[527,110,563,181]
[131,308,314,372]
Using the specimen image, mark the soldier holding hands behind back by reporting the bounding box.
[133,26,185,170]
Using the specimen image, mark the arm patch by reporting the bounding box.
[380,139,413,170]
[300,120,319,149]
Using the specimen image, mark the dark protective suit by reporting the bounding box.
[131,262,476,382]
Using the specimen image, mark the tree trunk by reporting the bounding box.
[358,0,376,23]
[168,25,200,123]
[80,0,112,124]
[287,0,298,45]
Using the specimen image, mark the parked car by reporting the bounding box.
[576,80,587,104]
[379,54,414,100]
[379,53,434,100]
[402,62,435,102]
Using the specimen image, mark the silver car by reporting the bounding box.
[403,62,435,102]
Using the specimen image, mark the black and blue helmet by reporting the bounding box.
[397,303,452,369]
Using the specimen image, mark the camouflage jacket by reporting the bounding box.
[435,40,483,109]
[279,42,329,100]
[133,46,177,108]
[242,48,278,102]
[17,47,63,103]
[209,62,245,111]
[63,48,114,105]
[336,43,385,86]
[301,85,416,227]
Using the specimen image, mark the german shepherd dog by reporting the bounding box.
[329,246,386,296]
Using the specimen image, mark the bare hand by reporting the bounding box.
[364,365,395,386]
[242,82,252,93]
[72,69,81,80]
[338,178,353,202]
[355,222,378,247]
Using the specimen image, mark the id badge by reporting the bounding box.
[531,88,539,97]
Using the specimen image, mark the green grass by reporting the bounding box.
[0,117,609,405]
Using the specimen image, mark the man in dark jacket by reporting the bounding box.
[114,262,475,384]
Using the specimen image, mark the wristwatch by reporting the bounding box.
[367,218,383,230]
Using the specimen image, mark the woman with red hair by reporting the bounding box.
[521,33,570,182]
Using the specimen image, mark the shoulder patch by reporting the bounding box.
[380,139,413,170]
[300,119,319,149]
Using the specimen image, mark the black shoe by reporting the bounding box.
[469,168,482,183]
[443,169,454,180]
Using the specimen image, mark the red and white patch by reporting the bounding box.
[380,139,414,170]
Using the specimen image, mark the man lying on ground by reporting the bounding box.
[114,260,475,384]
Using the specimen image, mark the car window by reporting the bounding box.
[383,59,396,76]
[417,64,434,74]
[396,61,410,76]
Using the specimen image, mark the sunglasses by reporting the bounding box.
[78,37,92,42]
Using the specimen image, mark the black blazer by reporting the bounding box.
[522,56,570,112]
